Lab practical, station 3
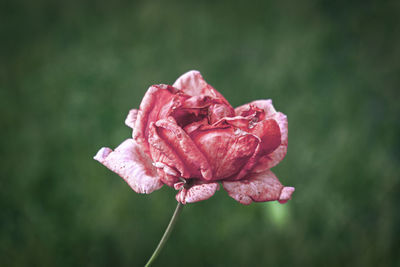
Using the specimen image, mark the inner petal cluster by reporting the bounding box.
[133,82,282,183]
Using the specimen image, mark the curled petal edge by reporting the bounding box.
[222,170,294,205]
[235,100,288,171]
[125,109,138,129]
[173,70,233,111]
[175,181,220,204]
[133,84,176,154]
[94,139,163,194]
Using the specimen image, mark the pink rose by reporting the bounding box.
[94,71,294,205]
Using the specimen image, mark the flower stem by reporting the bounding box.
[144,202,184,267]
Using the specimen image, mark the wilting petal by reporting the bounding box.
[169,96,211,128]
[155,168,180,187]
[208,103,235,124]
[147,122,189,178]
[153,162,179,176]
[133,85,177,153]
[250,119,281,154]
[236,100,288,171]
[94,139,163,194]
[253,113,288,172]
[154,118,213,179]
[173,70,234,110]
[213,115,252,129]
[248,100,288,148]
[214,116,281,155]
[235,99,275,117]
[278,186,295,204]
[222,170,294,205]
[125,109,138,129]
[173,70,216,97]
[183,118,209,135]
[190,126,259,180]
[175,181,219,204]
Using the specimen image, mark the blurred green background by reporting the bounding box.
[1,0,399,266]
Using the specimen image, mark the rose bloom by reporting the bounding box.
[94,71,294,205]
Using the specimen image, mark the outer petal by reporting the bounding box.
[250,119,281,154]
[222,170,294,205]
[133,84,177,154]
[253,112,288,171]
[235,100,288,170]
[175,181,219,204]
[125,109,138,129]
[94,139,163,194]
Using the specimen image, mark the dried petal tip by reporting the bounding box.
[278,186,295,204]
[175,181,219,204]
[125,109,138,129]
[94,139,163,194]
[94,147,112,162]
[222,170,293,205]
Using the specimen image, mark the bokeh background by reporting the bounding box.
[1,0,399,266]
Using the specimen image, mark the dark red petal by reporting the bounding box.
[133,85,176,154]
[235,99,276,117]
[222,170,294,205]
[253,112,288,171]
[147,122,190,179]
[169,95,211,128]
[212,115,251,130]
[183,118,209,135]
[250,119,281,154]
[208,103,235,124]
[235,100,288,170]
[208,116,280,180]
[154,118,213,180]
[190,126,259,180]
[94,139,163,194]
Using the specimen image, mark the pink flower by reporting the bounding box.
[94,71,294,205]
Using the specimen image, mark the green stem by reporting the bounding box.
[144,202,184,267]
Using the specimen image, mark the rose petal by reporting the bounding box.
[94,139,163,194]
[235,100,288,170]
[169,96,211,128]
[133,84,177,153]
[190,126,259,180]
[154,118,213,179]
[250,119,281,154]
[125,109,138,129]
[173,70,218,97]
[253,113,288,171]
[156,169,180,187]
[213,115,252,129]
[175,181,220,204]
[214,116,281,155]
[278,187,295,204]
[147,122,189,178]
[153,162,179,176]
[208,103,235,124]
[222,170,294,205]
[235,99,276,117]
[173,70,234,110]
